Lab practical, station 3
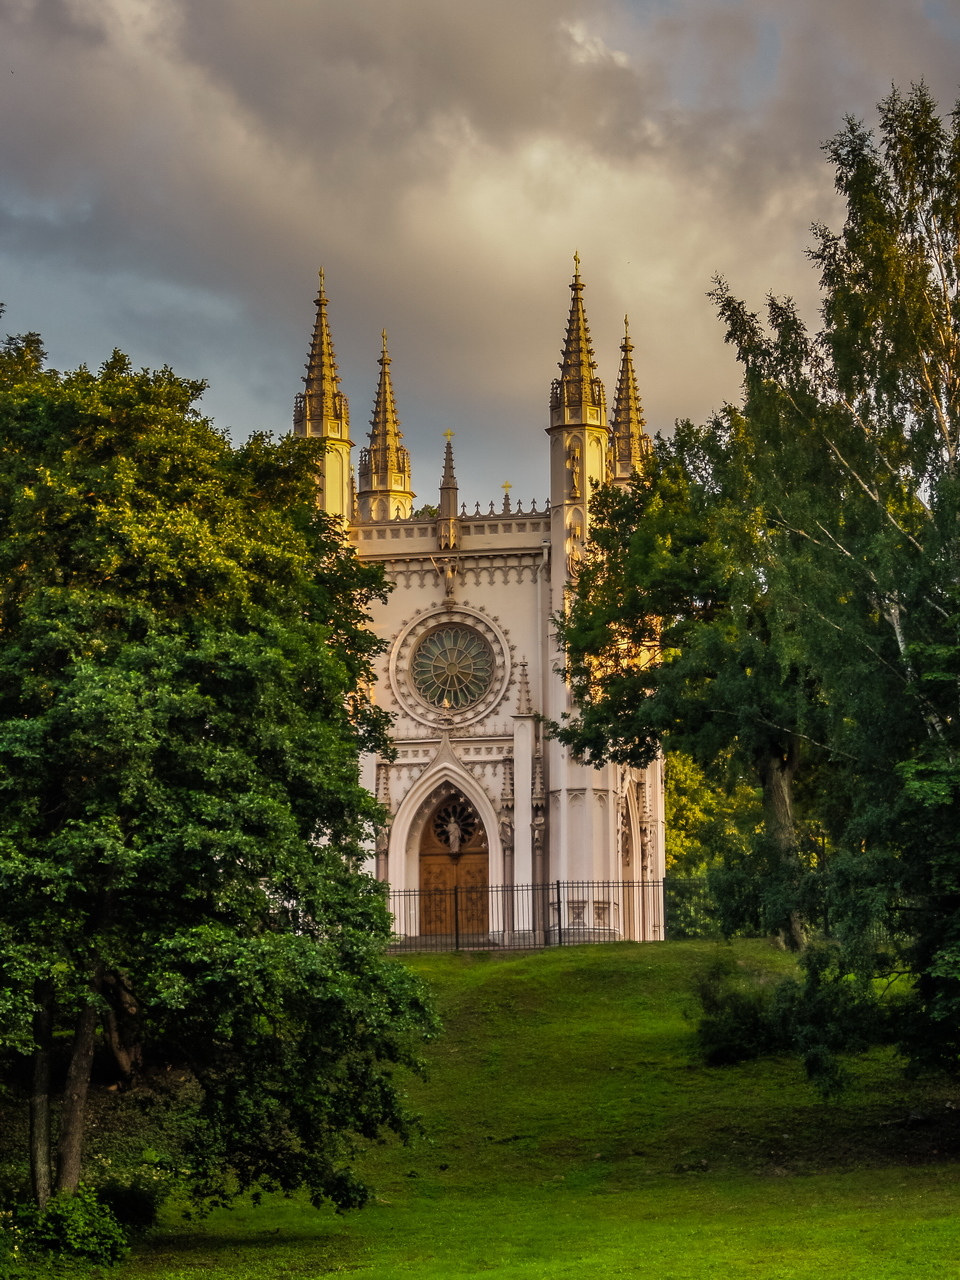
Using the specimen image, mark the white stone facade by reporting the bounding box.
[296,265,666,942]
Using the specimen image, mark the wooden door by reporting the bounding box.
[419,796,489,936]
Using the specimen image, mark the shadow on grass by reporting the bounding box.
[142,1229,348,1253]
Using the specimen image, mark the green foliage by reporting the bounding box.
[694,947,901,1098]
[8,1186,128,1265]
[96,944,960,1280]
[554,419,824,947]
[693,954,780,1065]
[95,1166,171,1233]
[0,316,435,1214]
[708,82,960,1076]
[557,84,960,1076]
[664,751,761,875]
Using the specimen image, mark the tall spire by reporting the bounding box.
[356,331,415,522]
[437,430,459,549]
[546,257,610,588]
[293,268,352,519]
[610,315,652,485]
[295,268,350,438]
[369,331,401,463]
[550,252,607,427]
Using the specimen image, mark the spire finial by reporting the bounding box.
[573,249,581,277]
[443,428,455,442]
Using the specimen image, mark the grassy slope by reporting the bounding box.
[124,940,960,1279]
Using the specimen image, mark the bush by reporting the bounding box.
[10,1186,129,1265]
[693,955,778,1065]
[97,1170,168,1232]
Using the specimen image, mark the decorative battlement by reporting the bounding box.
[349,508,552,553]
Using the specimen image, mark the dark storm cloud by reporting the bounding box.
[0,0,958,502]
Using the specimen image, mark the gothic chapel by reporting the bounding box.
[293,262,666,942]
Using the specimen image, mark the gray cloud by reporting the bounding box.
[0,0,958,504]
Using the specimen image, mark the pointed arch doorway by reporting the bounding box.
[419,792,489,936]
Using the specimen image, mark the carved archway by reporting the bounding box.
[419,791,489,935]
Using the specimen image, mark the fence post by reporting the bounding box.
[453,884,460,951]
[556,880,563,946]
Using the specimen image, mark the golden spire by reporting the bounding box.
[356,330,414,520]
[295,267,349,436]
[610,314,651,482]
[366,330,404,472]
[550,254,606,421]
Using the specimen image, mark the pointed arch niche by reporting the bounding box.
[386,739,504,894]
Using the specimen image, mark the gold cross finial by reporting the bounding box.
[381,329,388,352]
[502,481,513,492]
[573,250,580,274]
[443,429,455,442]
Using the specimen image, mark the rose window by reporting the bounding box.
[411,626,494,709]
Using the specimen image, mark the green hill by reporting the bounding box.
[111,942,960,1276]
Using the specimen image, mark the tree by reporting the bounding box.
[663,751,760,877]
[561,83,960,1081]
[554,420,825,947]
[708,83,960,1075]
[0,322,434,1212]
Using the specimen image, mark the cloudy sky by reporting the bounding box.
[2,0,958,506]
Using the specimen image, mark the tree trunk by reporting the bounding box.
[29,979,54,1208]
[103,973,141,1081]
[757,740,806,951]
[55,975,102,1195]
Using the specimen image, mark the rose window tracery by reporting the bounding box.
[411,626,494,709]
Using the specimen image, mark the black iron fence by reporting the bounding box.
[386,878,724,953]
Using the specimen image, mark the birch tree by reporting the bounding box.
[709,83,960,1071]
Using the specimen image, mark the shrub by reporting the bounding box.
[693,955,778,1065]
[11,1186,129,1265]
[97,1170,168,1232]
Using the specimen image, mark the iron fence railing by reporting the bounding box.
[386,878,723,953]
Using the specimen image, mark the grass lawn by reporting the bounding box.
[53,942,960,1275]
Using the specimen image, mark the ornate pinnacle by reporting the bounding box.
[441,437,457,490]
[297,267,349,435]
[356,330,414,514]
[532,737,545,800]
[551,256,606,419]
[438,433,459,545]
[516,660,533,716]
[611,313,651,476]
[500,748,515,806]
[366,330,404,469]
